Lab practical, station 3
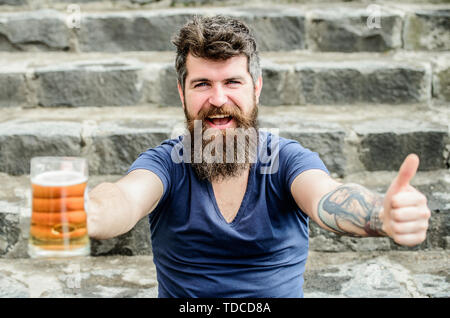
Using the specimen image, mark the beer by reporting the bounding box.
[29,157,90,258]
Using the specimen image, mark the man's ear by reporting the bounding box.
[177,81,185,109]
[254,76,263,105]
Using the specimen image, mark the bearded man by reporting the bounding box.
[88,16,431,298]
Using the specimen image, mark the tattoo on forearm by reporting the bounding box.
[317,184,387,237]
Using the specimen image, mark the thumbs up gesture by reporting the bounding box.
[382,154,431,247]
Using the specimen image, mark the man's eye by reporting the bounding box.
[194,82,208,88]
[227,81,241,85]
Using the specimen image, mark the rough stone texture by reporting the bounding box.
[78,11,194,52]
[0,105,447,176]
[0,106,184,176]
[90,217,152,256]
[154,58,432,106]
[309,169,450,252]
[307,8,403,52]
[1,167,448,258]
[87,174,153,256]
[0,251,447,297]
[0,255,158,298]
[0,10,70,51]
[0,120,82,175]
[260,62,300,106]
[0,3,448,295]
[35,60,144,107]
[86,120,172,175]
[0,116,176,175]
[131,0,160,4]
[354,119,449,171]
[0,211,20,257]
[309,211,450,252]
[0,173,30,258]
[0,173,153,259]
[0,4,448,53]
[233,7,306,51]
[303,251,449,298]
[77,7,306,53]
[433,62,450,103]
[0,72,28,107]
[295,61,431,105]
[146,63,181,107]
[404,9,450,51]
[308,214,450,252]
[277,123,347,177]
[0,52,440,107]
[2,0,449,7]
[41,0,102,3]
[0,0,27,4]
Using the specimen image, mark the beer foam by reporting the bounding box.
[32,170,87,186]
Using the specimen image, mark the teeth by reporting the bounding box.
[208,115,229,119]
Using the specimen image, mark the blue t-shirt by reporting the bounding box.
[128,131,328,298]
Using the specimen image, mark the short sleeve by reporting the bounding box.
[127,141,176,205]
[279,140,329,192]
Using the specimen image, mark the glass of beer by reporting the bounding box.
[28,157,90,258]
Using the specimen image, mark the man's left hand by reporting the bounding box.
[382,154,431,247]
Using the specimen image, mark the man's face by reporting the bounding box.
[177,54,263,181]
[179,54,262,128]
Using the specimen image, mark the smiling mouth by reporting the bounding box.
[206,115,233,128]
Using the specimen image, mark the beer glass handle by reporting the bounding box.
[84,186,89,215]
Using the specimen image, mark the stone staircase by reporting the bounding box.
[0,0,449,295]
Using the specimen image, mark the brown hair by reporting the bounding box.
[172,15,261,93]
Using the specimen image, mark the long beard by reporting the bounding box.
[184,99,259,183]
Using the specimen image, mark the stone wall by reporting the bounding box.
[0,0,449,258]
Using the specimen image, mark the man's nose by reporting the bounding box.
[208,85,228,107]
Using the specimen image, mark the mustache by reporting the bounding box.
[186,104,257,129]
[198,104,242,120]
[189,105,239,120]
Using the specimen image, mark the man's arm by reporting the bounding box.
[316,183,386,237]
[290,170,387,237]
[291,154,430,246]
[87,169,163,240]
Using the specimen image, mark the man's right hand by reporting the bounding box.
[86,170,163,240]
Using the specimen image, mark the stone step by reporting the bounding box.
[3,0,450,8]
[0,251,448,298]
[3,0,450,5]
[1,51,449,107]
[0,4,448,52]
[0,168,448,259]
[0,104,448,176]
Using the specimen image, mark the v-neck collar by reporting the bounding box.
[206,164,255,227]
